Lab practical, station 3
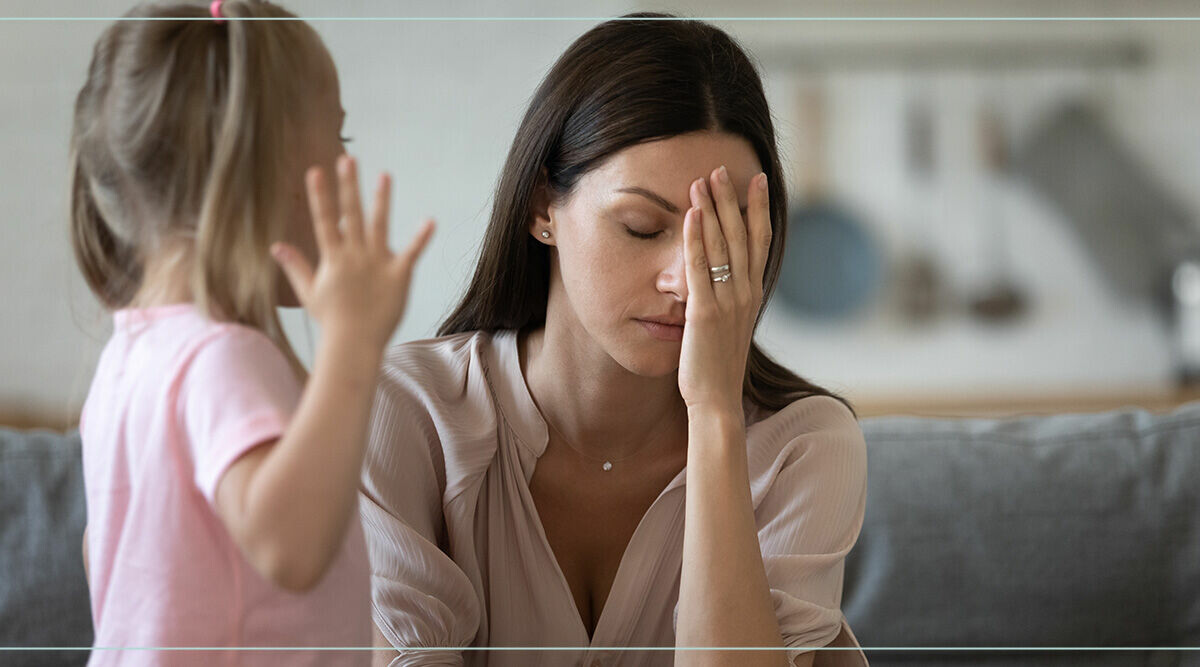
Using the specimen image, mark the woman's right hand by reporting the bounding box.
[271,154,435,352]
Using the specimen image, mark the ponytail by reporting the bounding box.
[69,146,143,309]
[68,1,321,377]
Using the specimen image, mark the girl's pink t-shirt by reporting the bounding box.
[80,304,371,666]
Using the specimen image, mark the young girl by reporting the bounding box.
[71,1,433,664]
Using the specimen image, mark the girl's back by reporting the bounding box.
[81,304,369,665]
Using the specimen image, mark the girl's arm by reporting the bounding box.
[214,156,433,592]
[214,332,383,591]
[674,167,808,667]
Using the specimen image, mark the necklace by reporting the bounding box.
[541,413,658,472]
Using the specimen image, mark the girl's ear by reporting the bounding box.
[529,167,555,245]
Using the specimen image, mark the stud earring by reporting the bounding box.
[541,230,551,239]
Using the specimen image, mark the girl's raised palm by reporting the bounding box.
[272,155,435,351]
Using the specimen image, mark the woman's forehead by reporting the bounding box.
[580,131,761,206]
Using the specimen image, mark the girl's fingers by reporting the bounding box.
[305,167,339,252]
[690,178,728,281]
[336,156,365,244]
[270,242,314,305]
[708,165,749,286]
[683,207,712,307]
[746,172,772,295]
[369,173,391,251]
[395,219,436,273]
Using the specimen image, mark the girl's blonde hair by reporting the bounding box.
[70,0,322,375]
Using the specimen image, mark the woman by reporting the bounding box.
[362,14,867,667]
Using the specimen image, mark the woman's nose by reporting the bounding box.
[655,242,688,302]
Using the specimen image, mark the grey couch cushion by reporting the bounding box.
[0,428,91,665]
[846,403,1200,666]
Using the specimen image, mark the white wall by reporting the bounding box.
[1,1,1196,423]
[0,0,635,423]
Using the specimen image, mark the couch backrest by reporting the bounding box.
[846,403,1200,664]
[0,428,91,665]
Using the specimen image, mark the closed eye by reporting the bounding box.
[625,227,662,240]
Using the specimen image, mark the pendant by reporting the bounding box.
[602,461,613,471]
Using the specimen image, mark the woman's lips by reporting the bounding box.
[636,319,684,342]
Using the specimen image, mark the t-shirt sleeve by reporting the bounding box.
[359,361,481,667]
[178,327,302,504]
[757,396,868,666]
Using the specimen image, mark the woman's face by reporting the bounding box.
[538,130,763,377]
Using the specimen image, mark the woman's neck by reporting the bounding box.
[521,320,689,461]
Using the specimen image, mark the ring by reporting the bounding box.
[710,263,732,283]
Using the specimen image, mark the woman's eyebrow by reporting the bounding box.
[615,187,681,215]
[614,186,747,216]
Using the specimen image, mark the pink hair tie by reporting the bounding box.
[209,0,225,24]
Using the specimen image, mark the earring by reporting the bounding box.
[540,230,551,239]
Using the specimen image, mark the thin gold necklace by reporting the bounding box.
[542,413,658,472]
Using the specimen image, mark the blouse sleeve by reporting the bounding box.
[753,396,869,666]
[360,360,481,667]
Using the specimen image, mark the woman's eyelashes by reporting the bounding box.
[625,226,662,240]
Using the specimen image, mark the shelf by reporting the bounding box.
[851,387,1200,418]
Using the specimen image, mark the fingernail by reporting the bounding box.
[270,244,287,260]
[697,178,708,196]
[718,165,729,183]
[757,172,768,191]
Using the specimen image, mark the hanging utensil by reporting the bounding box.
[894,87,946,325]
[968,94,1029,323]
[776,81,882,320]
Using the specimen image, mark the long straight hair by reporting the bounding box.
[69,0,321,376]
[440,14,851,415]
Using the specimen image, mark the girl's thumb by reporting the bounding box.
[270,242,313,304]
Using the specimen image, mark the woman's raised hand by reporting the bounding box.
[677,166,771,417]
[272,155,435,351]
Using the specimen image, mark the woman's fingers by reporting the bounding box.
[683,207,712,308]
[369,172,391,251]
[689,177,728,281]
[336,156,366,244]
[305,166,339,253]
[746,172,772,296]
[707,165,749,287]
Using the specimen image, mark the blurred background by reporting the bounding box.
[3,0,1200,427]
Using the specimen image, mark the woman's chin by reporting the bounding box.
[612,344,681,379]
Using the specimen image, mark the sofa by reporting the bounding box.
[3,403,1198,666]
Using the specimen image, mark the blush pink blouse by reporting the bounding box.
[360,330,868,667]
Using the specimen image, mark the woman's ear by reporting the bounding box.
[529,167,555,245]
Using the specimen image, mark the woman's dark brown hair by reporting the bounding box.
[439,13,851,415]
